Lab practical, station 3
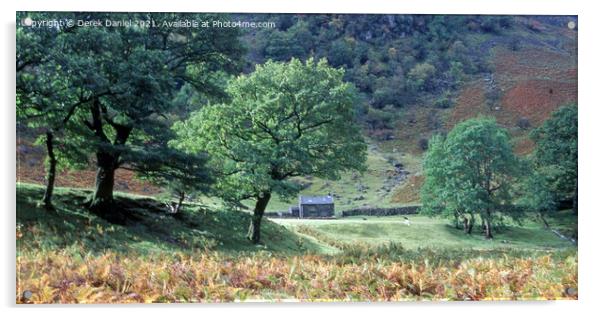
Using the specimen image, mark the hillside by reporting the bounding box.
[16,14,577,209]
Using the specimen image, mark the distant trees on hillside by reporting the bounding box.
[248,14,513,130]
[408,62,437,92]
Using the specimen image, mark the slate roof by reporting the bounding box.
[299,195,334,205]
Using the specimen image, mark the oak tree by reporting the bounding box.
[17,12,244,220]
[172,58,367,243]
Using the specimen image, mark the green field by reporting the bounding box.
[275,215,575,252]
[16,183,578,302]
[18,183,575,256]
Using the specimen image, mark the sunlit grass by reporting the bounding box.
[16,183,578,303]
[276,215,575,251]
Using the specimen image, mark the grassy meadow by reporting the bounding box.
[16,183,577,303]
[276,214,575,251]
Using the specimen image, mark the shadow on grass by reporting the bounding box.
[16,183,327,256]
[440,221,575,250]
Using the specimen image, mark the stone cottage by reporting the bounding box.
[298,195,335,218]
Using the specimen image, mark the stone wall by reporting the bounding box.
[265,211,298,218]
[300,204,334,218]
[266,205,420,218]
[341,205,420,217]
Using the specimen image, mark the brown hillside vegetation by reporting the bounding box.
[17,138,161,196]
[395,41,576,201]
[447,46,576,155]
[390,175,424,204]
[446,84,487,129]
[501,79,576,126]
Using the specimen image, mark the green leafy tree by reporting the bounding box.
[421,134,472,232]
[172,58,367,244]
[138,149,213,214]
[287,20,314,54]
[364,106,395,131]
[261,23,312,62]
[408,62,436,92]
[446,61,465,89]
[17,12,100,210]
[18,12,244,220]
[328,38,355,68]
[530,104,578,214]
[421,117,520,238]
[517,169,557,228]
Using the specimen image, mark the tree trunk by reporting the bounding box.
[467,214,475,234]
[462,216,473,234]
[89,151,117,215]
[174,191,185,213]
[87,98,131,220]
[41,131,56,211]
[572,181,578,215]
[484,217,493,239]
[247,192,272,244]
[540,212,550,229]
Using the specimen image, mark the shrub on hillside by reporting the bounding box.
[434,96,453,109]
